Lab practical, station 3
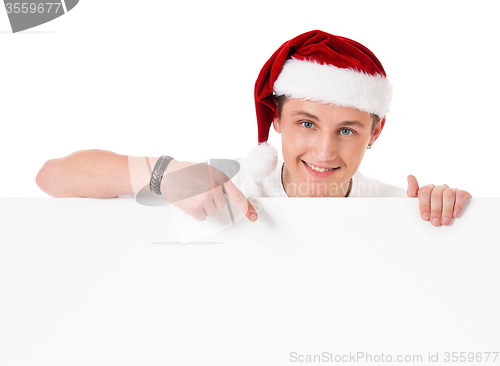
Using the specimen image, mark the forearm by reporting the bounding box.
[36,149,162,198]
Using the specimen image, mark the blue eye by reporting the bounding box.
[301,121,314,129]
[340,128,353,136]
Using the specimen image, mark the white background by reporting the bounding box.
[1,197,499,365]
[1,0,499,197]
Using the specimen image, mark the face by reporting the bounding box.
[273,98,385,197]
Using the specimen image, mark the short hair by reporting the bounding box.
[274,94,380,135]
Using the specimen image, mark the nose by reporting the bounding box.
[310,132,337,162]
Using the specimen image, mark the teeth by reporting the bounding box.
[305,161,335,173]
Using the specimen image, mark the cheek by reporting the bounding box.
[347,141,365,155]
[343,139,369,166]
[280,131,308,170]
[282,129,310,152]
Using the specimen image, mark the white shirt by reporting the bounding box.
[238,159,406,198]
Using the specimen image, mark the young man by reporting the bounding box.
[36,30,471,226]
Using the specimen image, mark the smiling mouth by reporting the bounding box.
[302,160,339,173]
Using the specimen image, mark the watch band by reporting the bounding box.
[149,155,174,195]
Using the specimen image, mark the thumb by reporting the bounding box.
[407,175,419,197]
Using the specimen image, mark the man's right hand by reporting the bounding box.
[162,160,258,222]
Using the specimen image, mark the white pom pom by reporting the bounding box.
[242,142,278,180]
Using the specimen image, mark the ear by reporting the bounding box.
[272,116,281,134]
[369,117,385,145]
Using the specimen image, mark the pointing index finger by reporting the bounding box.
[222,179,258,222]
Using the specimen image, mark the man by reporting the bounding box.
[36,30,471,226]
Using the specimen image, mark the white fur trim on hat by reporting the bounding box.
[273,58,393,117]
[242,142,278,180]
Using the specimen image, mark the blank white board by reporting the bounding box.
[1,197,499,365]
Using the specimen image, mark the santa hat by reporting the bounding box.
[243,29,393,180]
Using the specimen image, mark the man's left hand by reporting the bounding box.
[407,175,472,226]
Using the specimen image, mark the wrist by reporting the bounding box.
[149,155,174,196]
[164,158,180,174]
[161,158,181,200]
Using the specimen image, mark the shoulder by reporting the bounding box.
[351,171,406,197]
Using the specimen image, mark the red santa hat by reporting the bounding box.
[243,29,393,180]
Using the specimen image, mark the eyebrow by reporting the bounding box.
[290,110,366,129]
